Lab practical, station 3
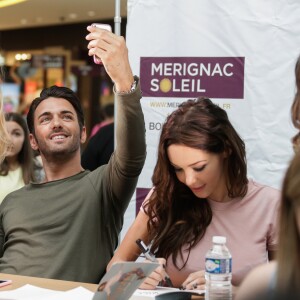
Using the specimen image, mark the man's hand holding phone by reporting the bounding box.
[86,23,134,93]
[91,23,112,64]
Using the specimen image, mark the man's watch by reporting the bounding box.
[118,78,137,94]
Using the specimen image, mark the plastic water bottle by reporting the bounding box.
[205,236,232,300]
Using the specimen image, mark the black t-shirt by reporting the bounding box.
[81,123,114,171]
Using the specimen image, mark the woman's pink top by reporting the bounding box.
[141,180,280,286]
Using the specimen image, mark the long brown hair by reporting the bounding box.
[277,153,300,294]
[144,97,248,269]
[0,112,34,184]
[291,55,300,129]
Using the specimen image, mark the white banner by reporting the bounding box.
[121,0,300,238]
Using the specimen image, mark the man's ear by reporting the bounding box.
[29,133,39,151]
[80,126,87,144]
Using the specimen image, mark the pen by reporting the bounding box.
[136,238,174,288]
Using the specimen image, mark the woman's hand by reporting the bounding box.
[139,258,166,290]
[181,270,206,290]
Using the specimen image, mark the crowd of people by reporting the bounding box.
[0,22,299,300]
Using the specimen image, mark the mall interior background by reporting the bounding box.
[0,3,127,145]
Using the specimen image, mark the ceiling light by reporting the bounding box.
[88,11,96,17]
[0,0,27,8]
[69,13,77,19]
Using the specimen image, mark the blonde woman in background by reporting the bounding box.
[236,153,300,300]
[236,55,300,300]
[0,100,7,162]
[0,87,9,163]
[291,55,300,151]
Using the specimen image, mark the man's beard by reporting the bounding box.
[33,131,81,162]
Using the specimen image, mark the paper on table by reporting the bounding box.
[0,284,94,300]
[30,286,94,300]
[0,284,63,299]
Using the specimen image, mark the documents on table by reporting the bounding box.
[0,284,94,300]
[130,286,205,299]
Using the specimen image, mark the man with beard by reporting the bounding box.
[0,25,146,284]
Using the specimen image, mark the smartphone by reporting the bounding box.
[0,279,12,288]
[92,23,112,64]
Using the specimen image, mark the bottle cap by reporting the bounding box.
[212,236,226,244]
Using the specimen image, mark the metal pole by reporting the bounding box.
[114,0,122,246]
[114,0,121,36]
[114,0,121,148]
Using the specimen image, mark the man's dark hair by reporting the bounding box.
[27,85,85,134]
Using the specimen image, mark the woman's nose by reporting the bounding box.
[185,172,197,187]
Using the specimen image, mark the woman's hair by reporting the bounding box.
[0,112,34,184]
[291,55,300,152]
[277,153,300,294]
[0,98,9,163]
[0,68,10,163]
[291,55,300,129]
[145,97,248,269]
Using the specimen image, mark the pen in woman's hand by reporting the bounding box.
[136,239,174,288]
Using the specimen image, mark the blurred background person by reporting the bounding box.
[0,112,43,204]
[0,71,10,163]
[81,121,114,171]
[82,99,115,171]
[0,102,9,164]
[291,55,300,151]
[236,54,300,300]
[236,152,300,300]
[90,103,114,138]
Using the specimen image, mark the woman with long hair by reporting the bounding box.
[291,55,300,151]
[236,54,300,300]
[108,97,280,290]
[0,112,36,203]
[0,101,9,163]
[0,81,9,163]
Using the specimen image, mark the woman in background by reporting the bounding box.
[108,97,280,290]
[236,54,300,300]
[291,55,300,151]
[0,88,9,163]
[0,108,8,163]
[0,112,39,203]
[236,152,300,300]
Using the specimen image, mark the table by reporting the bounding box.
[0,272,98,292]
[0,273,204,299]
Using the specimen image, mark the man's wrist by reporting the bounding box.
[115,77,137,94]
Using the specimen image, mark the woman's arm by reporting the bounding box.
[107,210,151,271]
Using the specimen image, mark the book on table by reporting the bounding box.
[130,286,205,300]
